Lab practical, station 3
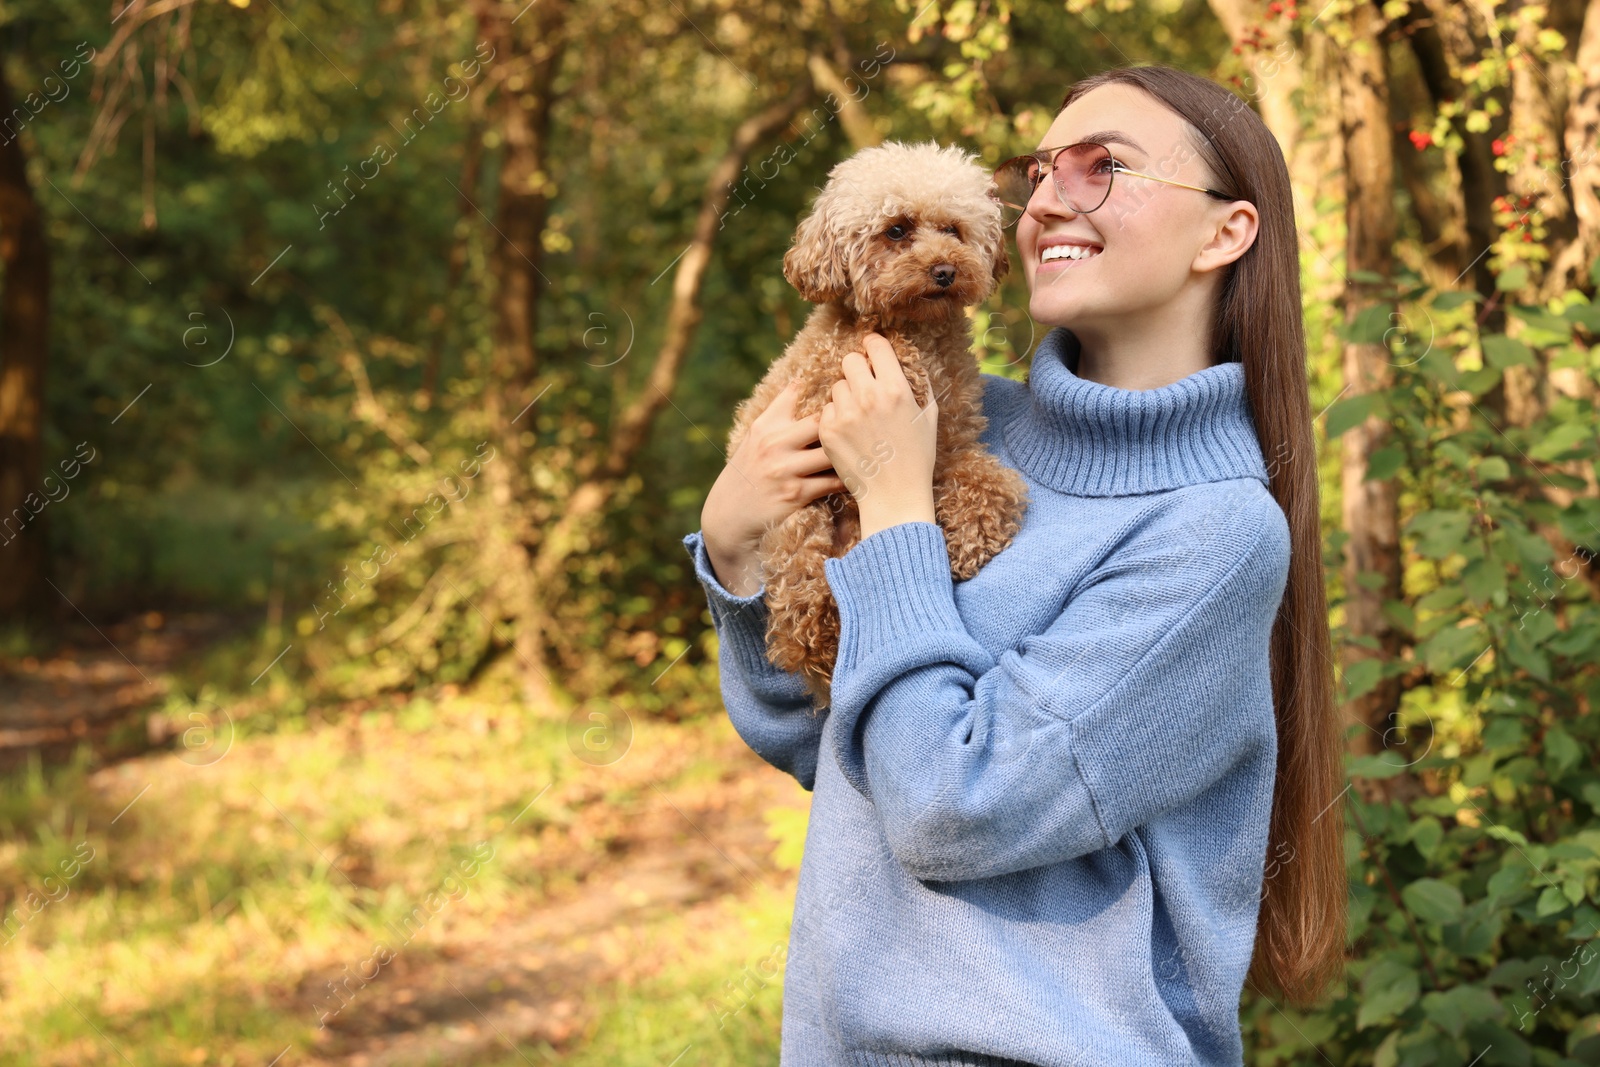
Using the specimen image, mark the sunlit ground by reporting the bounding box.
[0,669,809,1066]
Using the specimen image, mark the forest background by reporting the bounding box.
[1,0,1599,1064]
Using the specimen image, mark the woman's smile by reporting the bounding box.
[1037,243,1104,271]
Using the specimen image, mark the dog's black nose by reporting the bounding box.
[931,264,956,287]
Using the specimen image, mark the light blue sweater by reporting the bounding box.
[682,326,1292,1067]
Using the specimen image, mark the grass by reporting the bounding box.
[0,666,810,1066]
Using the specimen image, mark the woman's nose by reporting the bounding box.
[1026,177,1079,224]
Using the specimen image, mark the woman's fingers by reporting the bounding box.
[775,407,822,446]
[860,333,911,397]
[766,377,802,421]
[789,441,837,478]
[798,470,849,503]
[838,350,873,395]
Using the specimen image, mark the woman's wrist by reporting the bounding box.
[857,490,937,541]
[704,535,765,598]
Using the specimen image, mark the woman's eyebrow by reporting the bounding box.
[1077,130,1146,156]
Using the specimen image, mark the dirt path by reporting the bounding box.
[299,740,800,1066]
[0,610,241,770]
[5,616,806,1066]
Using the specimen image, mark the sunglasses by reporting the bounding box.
[989,141,1232,228]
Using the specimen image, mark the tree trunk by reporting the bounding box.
[475,0,569,710]
[1546,0,1600,297]
[1205,0,1301,159]
[1337,4,1407,803]
[0,66,51,618]
[806,53,880,150]
[524,77,816,647]
[1535,0,1600,590]
[1499,0,1572,428]
[1206,0,1341,260]
[1393,5,1512,288]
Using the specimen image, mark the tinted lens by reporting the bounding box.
[991,144,1114,226]
[1051,142,1113,214]
[991,154,1041,228]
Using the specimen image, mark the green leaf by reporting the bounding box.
[1461,556,1506,605]
[1348,753,1408,779]
[1485,823,1532,848]
[1324,393,1379,439]
[1503,626,1552,682]
[1486,864,1529,901]
[1406,509,1472,559]
[1482,717,1525,750]
[1417,584,1465,613]
[1544,727,1581,776]
[1403,877,1465,924]
[1566,299,1600,333]
[1358,959,1421,1030]
[1458,365,1502,397]
[1365,445,1407,482]
[1345,302,1398,346]
[1418,622,1488,674]
[1564,874,1586,905]
[1408,816,1443,859]
[1477,456,1510,481]
[1432,290,1479,311]
[1373,1031,1401,1067]
[1529,422,1594,462]
[1536,883,1570,916]
[1496,265,1529,291]
[1341,657,1384,701]
[1482,333,1536,369]
[1510,303,1574,337]
[1421,985,1500,1037]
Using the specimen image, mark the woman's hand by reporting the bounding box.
[702,379,849,597]
[819,332,938,540]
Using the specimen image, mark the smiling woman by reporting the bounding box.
[685,63,1344,1067]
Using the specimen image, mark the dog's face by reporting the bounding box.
[782,141,1009,323]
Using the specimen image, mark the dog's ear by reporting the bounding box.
[782,197,851,304]
[990,238,1011,286]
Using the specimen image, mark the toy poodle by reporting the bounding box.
[724,139,1030,712]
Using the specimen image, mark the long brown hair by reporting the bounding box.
[1057,65,1346,1008]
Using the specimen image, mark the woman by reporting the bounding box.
[684,64,1346,1066]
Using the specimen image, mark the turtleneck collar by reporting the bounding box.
[1000,326,1269,497]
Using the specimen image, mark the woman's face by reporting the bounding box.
[1015,83,1243,333]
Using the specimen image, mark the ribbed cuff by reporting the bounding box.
[847,1051,1045,1066]
[822,522,966,678]
[681,530,780,679]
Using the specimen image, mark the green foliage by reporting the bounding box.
[1266,264,1600,1065]
[3,0,1600,1062]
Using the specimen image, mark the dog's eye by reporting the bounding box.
[941,225,961,238]
[885,224,908,240]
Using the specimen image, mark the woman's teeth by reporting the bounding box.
[1040,245,1101,263]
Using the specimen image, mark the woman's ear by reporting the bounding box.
[782,196,850,304]
[1196,199,1260,272]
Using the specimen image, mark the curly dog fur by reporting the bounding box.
[726,140,1030,713]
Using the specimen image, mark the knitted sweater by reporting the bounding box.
[681,326,1292,1067]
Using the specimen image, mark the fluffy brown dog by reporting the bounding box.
[725,140,1030,712]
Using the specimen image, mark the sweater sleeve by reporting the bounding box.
[681,530,827,791]
[820,490,1291,882]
